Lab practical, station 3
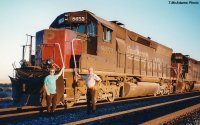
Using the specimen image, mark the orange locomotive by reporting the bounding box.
[10,10,200,107]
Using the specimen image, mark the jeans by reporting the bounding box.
[47,93,57,113]
[87,87,97,113]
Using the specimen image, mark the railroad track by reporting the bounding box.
[1,92,200,124]
[68,94,200,125]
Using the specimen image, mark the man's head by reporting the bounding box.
[49,67,55,75]
[88,67,94,74]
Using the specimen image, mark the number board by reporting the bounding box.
[69,16,86,23]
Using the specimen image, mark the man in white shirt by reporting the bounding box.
[77,67,101,114]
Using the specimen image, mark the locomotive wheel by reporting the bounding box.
[107,91,115,102]
[66,100,75,108]
[169,85,174,93]
[167,90,170,95]
[160,89,164,96]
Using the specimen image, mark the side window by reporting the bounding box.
[87,21,97,37]
[102,25,112,43]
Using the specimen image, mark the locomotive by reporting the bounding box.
[9,10,200,107]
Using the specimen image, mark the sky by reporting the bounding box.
[0,0,199,81]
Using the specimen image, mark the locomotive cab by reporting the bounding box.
[50,10,98,55]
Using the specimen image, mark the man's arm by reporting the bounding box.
[57,67,64,77]
[44,84,50,95]
[94,74,101,82]
[76,73,82,78]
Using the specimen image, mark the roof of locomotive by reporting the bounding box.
[49,10,114,30]
[50,10,172,52]
[172,53,200,63]
[87,10,173,52]
[188,57,200,64]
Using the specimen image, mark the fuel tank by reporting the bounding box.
[193,83,200,91]
[124,82,160,97]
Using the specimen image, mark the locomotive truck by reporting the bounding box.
[9,10,200,107]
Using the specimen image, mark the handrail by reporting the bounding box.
[71,38,81,74]
[42,43,64,68]
[42,43,65,78]
[54,43,65,68]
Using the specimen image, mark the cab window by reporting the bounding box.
[102,26,112,43]
[87,21,97,37]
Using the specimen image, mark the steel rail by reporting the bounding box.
[66,95,200,125]
[0,106,44,119]
[141,103,200,125]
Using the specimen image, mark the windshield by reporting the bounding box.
[71,24,85,33]
[50,14,97,36]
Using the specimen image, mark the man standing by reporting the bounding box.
[44,67,64,113]
[77,67,101,114]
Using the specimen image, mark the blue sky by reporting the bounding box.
[0,0,199,81]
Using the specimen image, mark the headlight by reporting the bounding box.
[47,59,52,65]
